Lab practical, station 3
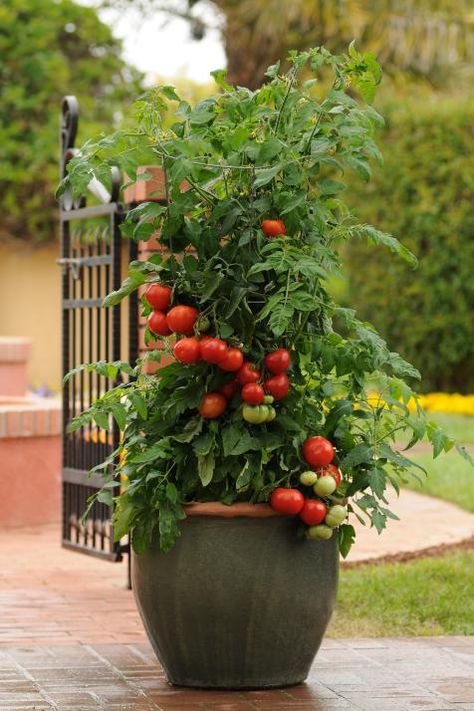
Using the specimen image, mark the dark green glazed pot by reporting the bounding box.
[132,504,339,689]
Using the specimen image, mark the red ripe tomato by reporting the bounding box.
[173,337,201,364]
[270,488,304,515]
[219,347,244,372]
[241,383,264,405]
[147,310,172,336]
[264,373,289,400]
[265,348,291,374]
[261,219,286,238]
[200,337,228,364]
[303,436,335,468]
[218,379,239,399]
[145,284,172,311]
[237,362,261,385]
[166,305,199,335]
[299,499,328,526]
[319,463,342,487]
[198,393,227,419]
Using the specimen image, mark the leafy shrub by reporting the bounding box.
[345,98,474,393]
[0,0,142,243]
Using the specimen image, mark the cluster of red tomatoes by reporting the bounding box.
[145,284,293,422]
[198,347,292,420]
[269,436,347,539]
[146,284,200,337]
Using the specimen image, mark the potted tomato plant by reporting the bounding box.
[60,44,469,689]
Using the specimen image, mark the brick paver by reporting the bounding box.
[1,524,474,709]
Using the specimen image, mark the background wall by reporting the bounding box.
[0,241,61,390]
[0,240,130,391]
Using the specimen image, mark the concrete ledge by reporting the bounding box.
[0,396,61,438]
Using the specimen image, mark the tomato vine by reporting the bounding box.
[59,44,471,557]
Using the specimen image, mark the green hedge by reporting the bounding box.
[346,98,474,393]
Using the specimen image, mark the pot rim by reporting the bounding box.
[183,502,285,518]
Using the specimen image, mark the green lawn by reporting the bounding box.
[329,550,474,637]
[406,451,474,513]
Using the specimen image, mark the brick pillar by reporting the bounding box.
[124,167,173,374]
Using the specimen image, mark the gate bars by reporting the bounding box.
[59,96,138,562]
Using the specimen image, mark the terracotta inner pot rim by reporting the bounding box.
[183,502,285,518]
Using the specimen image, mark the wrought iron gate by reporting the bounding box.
[59,96,137,561]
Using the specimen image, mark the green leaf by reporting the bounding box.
[128,391,147,420]
[354,224,418,268]
[253,164,281,188]
[340,443,373,470]
[103,270,147,307]
[426,423,455,458]
[198,451,215,487]
[193,432,214,456]
[97,490,114,506]
[110,403,126,431]
[93,411,109,430]
[166,482,178,504]
[338,524,356,558]
[368,468,386,498]
[236,460,252,490]
[128,439,172,464]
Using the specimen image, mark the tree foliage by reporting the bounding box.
[105,0,474,88]
[346,98,474,393]
[0,0,142,243]
[60,46,466,557]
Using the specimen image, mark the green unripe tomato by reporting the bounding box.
[196,316,210,332]
[306,524,333,540]
[243,405,268,424]
[242,405,263,424]
[263,395,274,404]
[299,470,318,486]
[265,406,276,421]
[325,505,348,528]
[313,475,337,497]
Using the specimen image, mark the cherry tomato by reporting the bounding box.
[303,436,335,468]
[147,310,172,336]
[299,470,318,487]
[264,373,289,400]
[173,337,201,364]
[269,488,304,515]
[145,284,172,311]
[313,476,337,497]
[265,348,291,374]
[325,505,348,528]
[261,219,286,238]
[218,379,239,399]
[198,393,227,419]
[243,405,268,424]
[200,337,228,364]
[319,464,342,487]
[219,347,244,372]
[306,524,333,540]
[237,362,261,385]
[167,305,199,335]
[299,499,328,526]
[241,383,265,405]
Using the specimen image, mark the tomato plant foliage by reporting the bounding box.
[60,45,468,557]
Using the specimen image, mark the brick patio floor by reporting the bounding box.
[1,524,474,710]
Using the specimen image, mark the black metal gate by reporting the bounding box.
[59,95,137,561]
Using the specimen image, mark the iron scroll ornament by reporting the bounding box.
[60,95,120,209]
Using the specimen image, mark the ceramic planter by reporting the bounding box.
[132,503,339,689]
